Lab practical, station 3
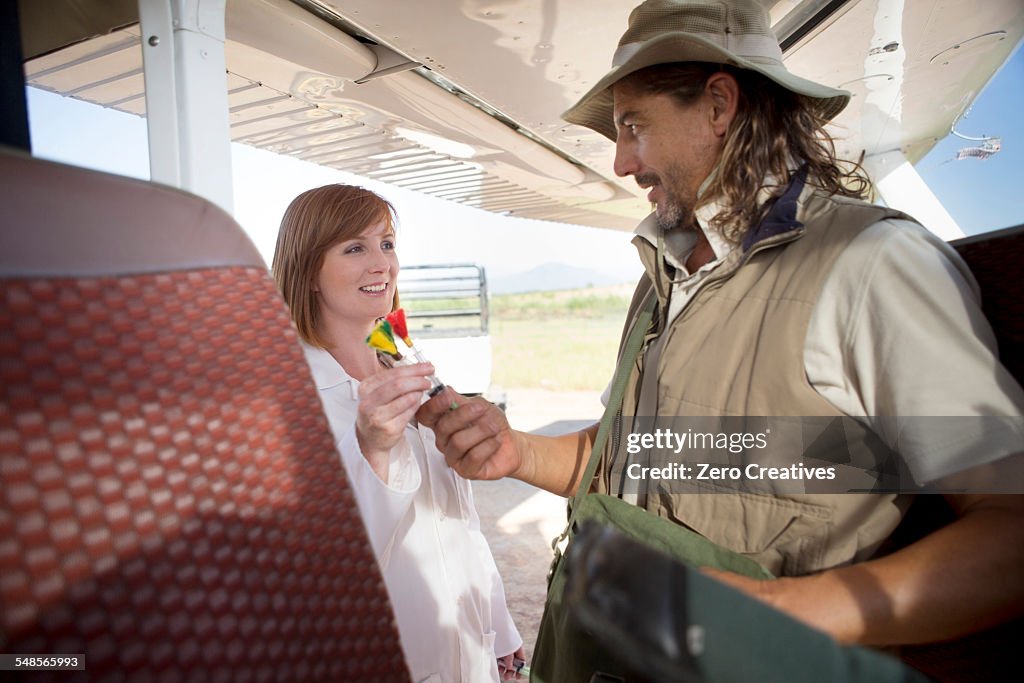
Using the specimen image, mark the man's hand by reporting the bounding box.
[419,389,598,496]
[416,388,527,481]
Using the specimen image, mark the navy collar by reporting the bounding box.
[741,165,808,253]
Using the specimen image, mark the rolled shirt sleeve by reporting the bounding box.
[805,219,1024,484]
[336,423,421,564]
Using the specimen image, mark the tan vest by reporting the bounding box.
[599,183,917,576]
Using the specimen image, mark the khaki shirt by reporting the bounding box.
[601,175,1024,575]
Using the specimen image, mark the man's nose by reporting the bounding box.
[613,137,638,178]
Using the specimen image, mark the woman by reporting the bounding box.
[272,184,523,682]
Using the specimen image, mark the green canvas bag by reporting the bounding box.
[529,295,931,683]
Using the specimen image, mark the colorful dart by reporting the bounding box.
[366,320,401,359]
[367,309,450,400]
[386,308,413,347]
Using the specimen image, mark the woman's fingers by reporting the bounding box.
[358,362,433,404]
[360,389,423,430]
[356,364,434,455]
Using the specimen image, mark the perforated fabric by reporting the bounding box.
[0,267,410,681]
[633,3,724,36]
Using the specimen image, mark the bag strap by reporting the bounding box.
[548,291,656,557]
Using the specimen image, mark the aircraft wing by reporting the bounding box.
[22,0,1024,230]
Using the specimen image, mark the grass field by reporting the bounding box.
[489,284,635,391]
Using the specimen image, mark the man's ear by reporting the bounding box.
[705,71,739,137]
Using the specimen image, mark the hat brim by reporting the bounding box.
[562,32,850,141]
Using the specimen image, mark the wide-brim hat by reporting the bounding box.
[563,0,850,141]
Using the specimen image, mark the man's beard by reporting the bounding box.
[636,171,692,232]
[656,197,687,232]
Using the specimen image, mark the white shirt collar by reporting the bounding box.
[632,168,797,274]
[633,198,734,274]
[302,341,357,396]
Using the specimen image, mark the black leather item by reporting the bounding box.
[563,522,705,683]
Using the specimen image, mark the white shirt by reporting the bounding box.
[611,208,1024,485]
[303,344,521,683]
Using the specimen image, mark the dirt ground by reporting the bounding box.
[472,388,604,660]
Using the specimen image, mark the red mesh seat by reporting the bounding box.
[0,151,410,681]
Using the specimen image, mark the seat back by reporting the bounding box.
[890,225,1024,681]
[952,225,1024,384]
[0,150,410,681]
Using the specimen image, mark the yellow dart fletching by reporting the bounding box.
[366,321,399,356]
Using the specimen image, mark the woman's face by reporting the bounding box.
[314,218,398,328]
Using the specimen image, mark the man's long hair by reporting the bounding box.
[626,63,871,243]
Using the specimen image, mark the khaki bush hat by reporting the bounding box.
[563,0,850,140]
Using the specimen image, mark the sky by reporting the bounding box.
[914,41,1024,235]
[24,39,1024,277]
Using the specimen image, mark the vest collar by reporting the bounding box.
[741,165,808,252]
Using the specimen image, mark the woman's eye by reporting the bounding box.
[344,244,363,254]
[382,240,395,250]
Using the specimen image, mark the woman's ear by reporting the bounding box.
[706,71,739,137]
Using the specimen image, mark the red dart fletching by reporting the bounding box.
[387,308,414,346]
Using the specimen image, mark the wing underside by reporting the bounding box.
[22,0,1024,230]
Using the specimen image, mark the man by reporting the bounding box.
[418,0,1024,667]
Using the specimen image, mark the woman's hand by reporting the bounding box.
[497,646,527,680]
[355,362,433,480]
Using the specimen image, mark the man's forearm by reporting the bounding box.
[511,423,599,498]
[740,493,1024,645]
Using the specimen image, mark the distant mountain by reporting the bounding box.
[489,262,628,294]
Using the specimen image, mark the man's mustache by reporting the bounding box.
[635,172,661,189]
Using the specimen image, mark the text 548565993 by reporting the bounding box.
[0,654,85,670]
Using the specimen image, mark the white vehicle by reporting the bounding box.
[1,1,1021,681]
[398,263,506,408]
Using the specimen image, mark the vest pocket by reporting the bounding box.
[658,487,832,576]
